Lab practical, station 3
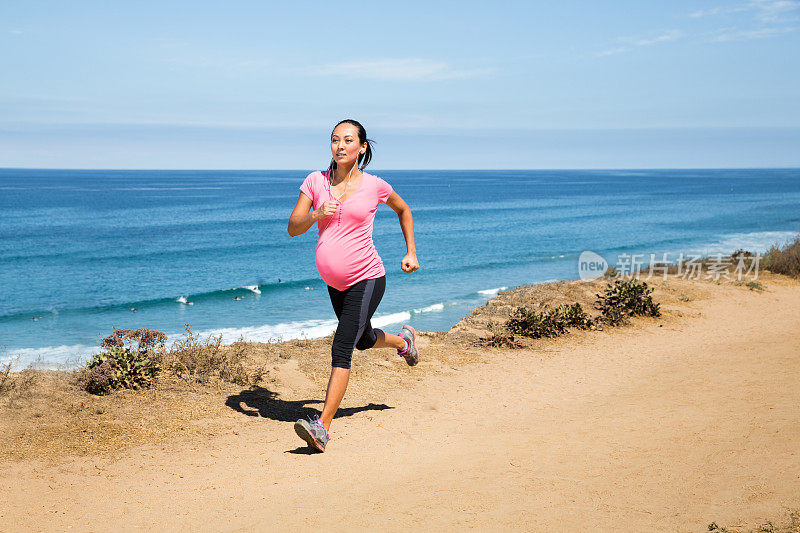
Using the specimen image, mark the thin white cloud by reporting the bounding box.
[628,30,685,46]
[598,30,683,56]
[751,0,800,22]
[707,24,799,40]
[311,58,494,81]
[689,1,799,22]
[689,6,749,17]
[10,30,23,35]
[597,46,629,57]
[688,2,800,42]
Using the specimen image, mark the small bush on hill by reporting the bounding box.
[506,306,568,338]
[77,328,165,395]
[504,302,596,340]
[553,302,596,329]
[594,279,661,326]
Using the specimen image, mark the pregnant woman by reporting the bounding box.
[287,118,420,452]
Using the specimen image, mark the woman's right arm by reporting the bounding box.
[288,194,338,236]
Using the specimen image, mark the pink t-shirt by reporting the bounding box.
[299,170,394,291]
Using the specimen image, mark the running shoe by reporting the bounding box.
[294,414,329,452]
[397,324,419,366]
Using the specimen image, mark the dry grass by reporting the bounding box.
[0,360,39,408]
[0,360,11,392]
[158,323,268,387]
[764,234,800,278]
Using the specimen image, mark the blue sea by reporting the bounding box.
[1,168,799,369]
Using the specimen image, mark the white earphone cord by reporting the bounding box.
[321,147,366,230]
[330,147,365,200]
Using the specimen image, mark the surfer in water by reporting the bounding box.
[287,119,420,452]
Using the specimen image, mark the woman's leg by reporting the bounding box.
[319,367,349,430]
[320,278,379,430]
[320,276,415,430]
[352,276,412,353]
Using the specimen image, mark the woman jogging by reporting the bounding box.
[287,119,419,452]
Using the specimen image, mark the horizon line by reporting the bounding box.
[1,166,799,172]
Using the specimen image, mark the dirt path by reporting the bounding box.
[2,281,799,531]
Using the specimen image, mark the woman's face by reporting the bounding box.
[330,123,365,167]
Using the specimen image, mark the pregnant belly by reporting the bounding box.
[315,237,380,290]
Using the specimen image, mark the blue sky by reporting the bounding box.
[1,1,798,169]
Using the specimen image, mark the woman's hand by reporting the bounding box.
[314,200,339,220]
[401,253,419,273]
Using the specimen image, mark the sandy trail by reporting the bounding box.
[2,281,799,531]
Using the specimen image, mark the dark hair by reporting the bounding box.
[327,119,375,175]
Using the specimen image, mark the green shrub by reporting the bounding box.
[78,345,160,394]
[506,306,567,338]
[77,327,165,395]
[553,303,596,329]
[500,302,596,340]
[594,279,661,326]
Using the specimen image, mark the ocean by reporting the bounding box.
[1,168,799,369]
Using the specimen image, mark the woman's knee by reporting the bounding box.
[354,335,375,351]
[355,328,382,351]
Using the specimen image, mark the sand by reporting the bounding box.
[1,275,799,531]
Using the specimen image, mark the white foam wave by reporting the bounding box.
[189,318,339,344]
[176,296,188,304]
[478,286,508,296]
[413,302,444,313]
[372,311,412,328]
[1,343,99,370]
[244,285,261,294]
[701,230,798,255]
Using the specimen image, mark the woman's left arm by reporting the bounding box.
[385,192,419,273]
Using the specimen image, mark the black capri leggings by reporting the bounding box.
[327,275,386,369]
